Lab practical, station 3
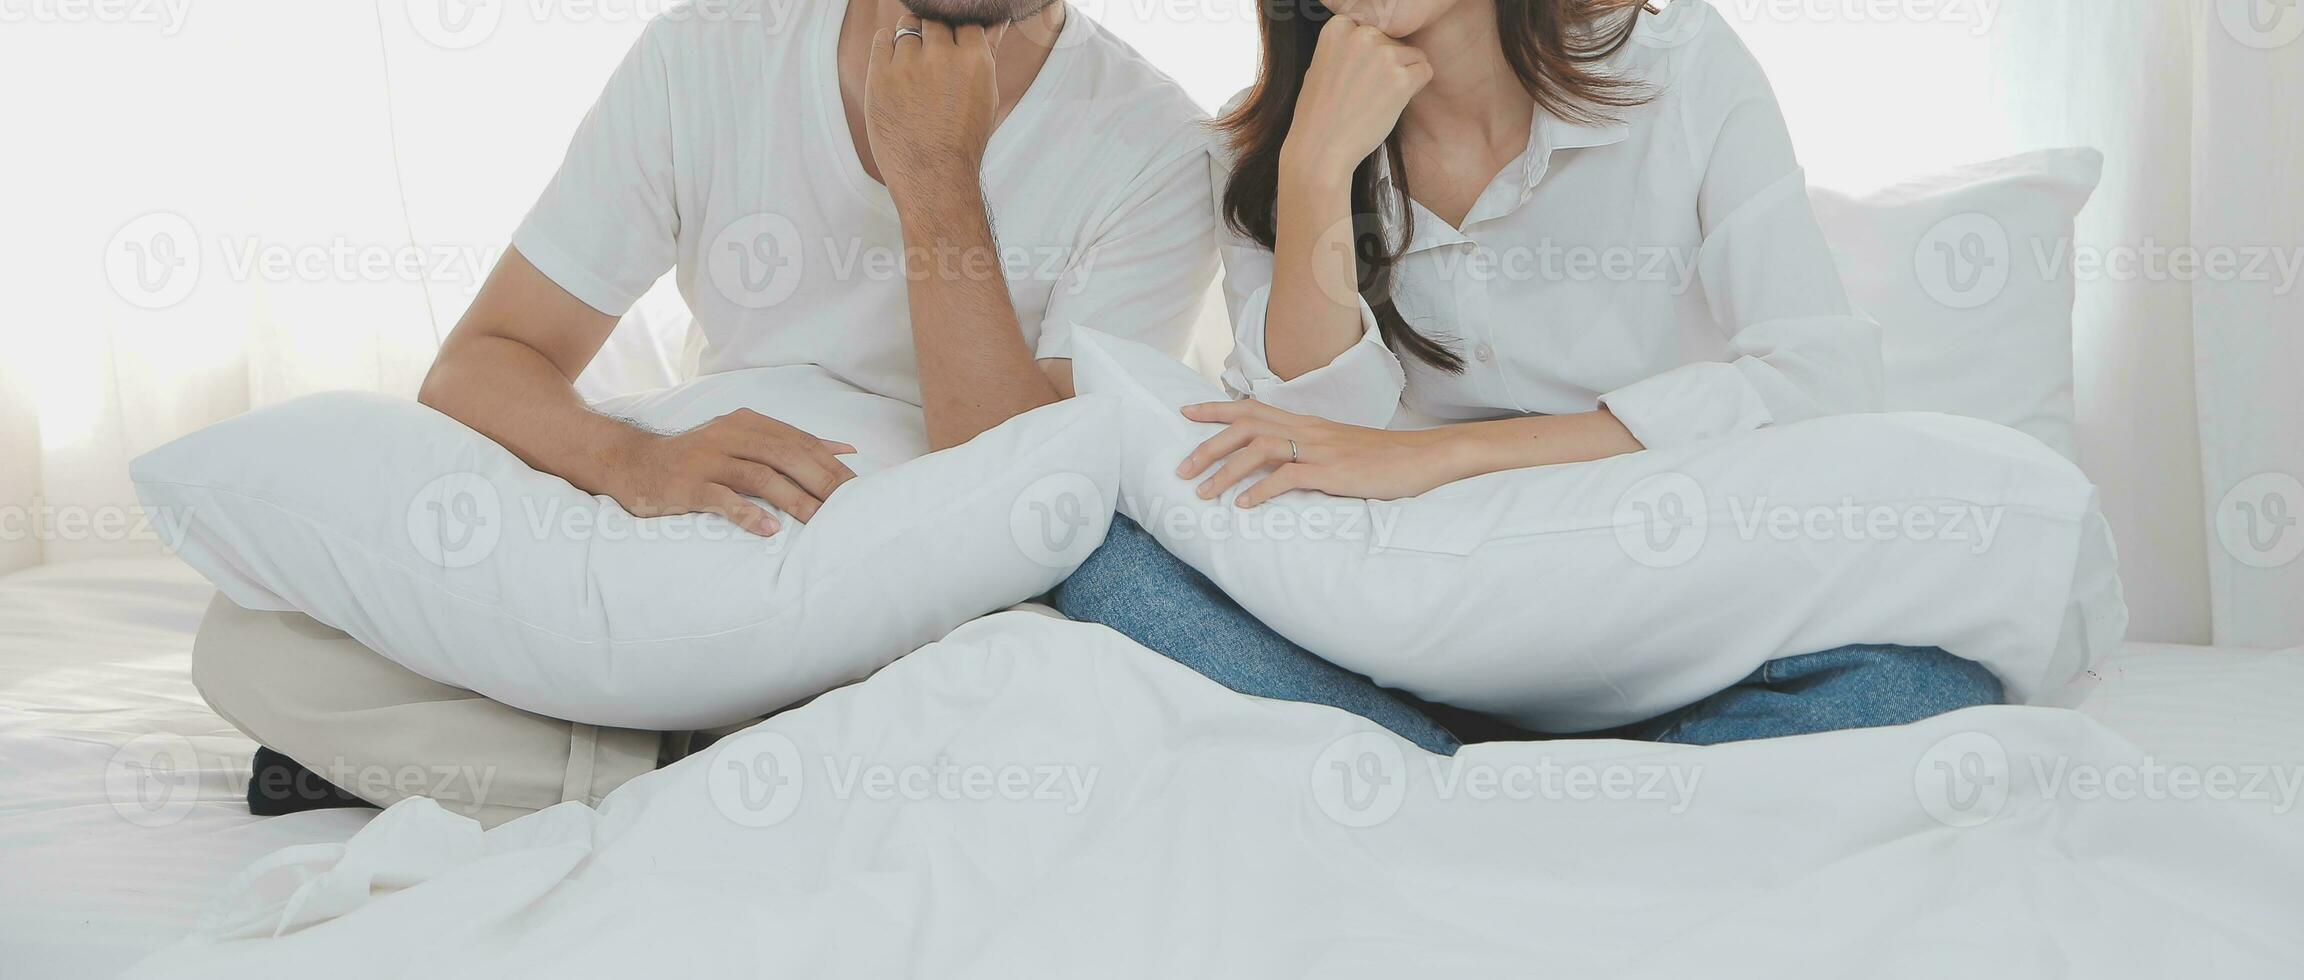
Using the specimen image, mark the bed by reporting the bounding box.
[3,558,2300,978]
[0,560,373,978]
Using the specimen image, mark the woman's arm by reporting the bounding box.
[1262,161,1368,379]
[1176,400,1642,508]
[1594,21,1882,449]
[1260,14,1432,380]
[1446,410,1645,477]
[1214,195,1409,431]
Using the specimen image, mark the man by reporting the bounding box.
[195,0,1232,824]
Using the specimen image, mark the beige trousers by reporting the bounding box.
[191,594,667,828]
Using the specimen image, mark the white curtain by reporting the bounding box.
[0,2,650,572]
[5,1,2298,647]
[2189,1,2304,647]
[1989,0,2303,648]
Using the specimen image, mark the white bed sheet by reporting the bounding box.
[123,613,2304,979]
[1,558,2298,978]
[2074,640,2304,770]
[0,559,372,979]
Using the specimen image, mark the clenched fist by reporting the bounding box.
[865,15,1001,203]
[1280,13,1434,183]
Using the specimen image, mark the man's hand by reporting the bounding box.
[860,13,1060,450]
[864,15,1000,203]
[603,410,859,537]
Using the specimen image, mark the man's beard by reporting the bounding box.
[895,0,1060,28]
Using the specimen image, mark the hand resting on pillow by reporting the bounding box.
[600,408,857,535]
[1070,327,2127,734]
[133,367,1123,730]
[417,248,866,541]
[1174,399,1644,508]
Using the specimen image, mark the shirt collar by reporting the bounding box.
[1372,106,1632,187]
[1369,106,1632,250]
[1536,112,1633,167]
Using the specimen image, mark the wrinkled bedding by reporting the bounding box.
[123,612,2304,979]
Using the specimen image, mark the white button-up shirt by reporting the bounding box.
[1216,1,1883,449]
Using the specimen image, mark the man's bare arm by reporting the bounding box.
[865,18,1070,451]
[895,186,1071,449]
[419,249,636,491]
[418,248,854,534]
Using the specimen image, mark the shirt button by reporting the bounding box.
[1474,344,1494,364]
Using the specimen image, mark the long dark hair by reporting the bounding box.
[1219,0,1655,372]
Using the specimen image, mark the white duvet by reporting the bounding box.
[130,613,2303,978]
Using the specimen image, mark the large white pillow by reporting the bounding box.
[132,368,1120,730]
[1071,329,2126,734]
[1810,149,2105,459]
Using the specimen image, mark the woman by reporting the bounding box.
[1054,0,2001,752]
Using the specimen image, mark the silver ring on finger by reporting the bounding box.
[893,26,925,41]
[1288,439,1300,464]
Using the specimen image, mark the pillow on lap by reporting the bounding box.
[587,364,931,468]
[1071,329,2124,734]
[133,367,1120,730]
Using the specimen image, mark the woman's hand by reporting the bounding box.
[1176,403,1650,508]
[1176,400,1473,508]
[1279,14,1432,183]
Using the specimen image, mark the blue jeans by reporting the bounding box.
[1051,519,2004,754]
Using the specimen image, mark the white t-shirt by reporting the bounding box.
[515,0,1218,405]
[1217,0,1884,449]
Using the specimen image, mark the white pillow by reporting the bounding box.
[1810,148,2105,459]
[1070,329,2125,734]
[132,368,1120,730]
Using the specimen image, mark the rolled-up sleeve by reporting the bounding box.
[1221,282,1407,429]
[1213,158,1408,430]
[1598,25,1882,450]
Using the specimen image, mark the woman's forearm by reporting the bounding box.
[1437,409,1646,481]
[1264,151,1371,380]
[1176,401,1648,507]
